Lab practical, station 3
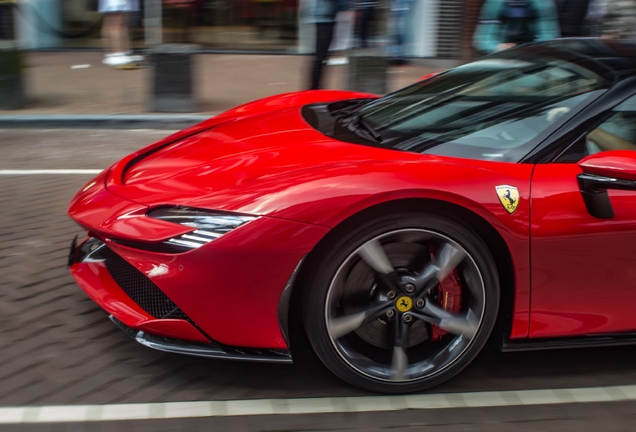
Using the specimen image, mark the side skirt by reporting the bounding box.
[501,332,636,352]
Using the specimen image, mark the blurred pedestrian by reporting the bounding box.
[100,0,144,67]
[0,0,15,40]
[587,0,636,39]
[327,0,355,65]
[352,0,378,48]
[308,0,340,89]
[554,0,591,37]
[585,0,607,36]
[473,0,560,55]
[388,0,414,65]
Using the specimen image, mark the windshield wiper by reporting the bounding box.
[331,99,371,121]
[354,115,383,142]
[338,112,383,142]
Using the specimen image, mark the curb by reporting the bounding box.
[0,114,214,129]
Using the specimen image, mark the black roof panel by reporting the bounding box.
[524,38,636,78]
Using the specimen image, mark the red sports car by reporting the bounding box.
[68,39,636,393]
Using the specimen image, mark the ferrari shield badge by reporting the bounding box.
[496,185,519,214]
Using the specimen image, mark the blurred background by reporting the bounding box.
[1,0,632,115]
[3,0,473,58]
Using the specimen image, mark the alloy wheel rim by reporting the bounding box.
[325,228,486,383]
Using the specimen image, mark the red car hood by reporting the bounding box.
[106,105,425,218]
[102,90,528,229]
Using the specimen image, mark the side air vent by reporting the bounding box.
[102,247,189,320]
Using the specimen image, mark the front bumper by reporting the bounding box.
[69,217,330,351]
[69,237,293,362]
[68,236,211,343]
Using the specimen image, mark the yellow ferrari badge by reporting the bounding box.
[396,296,413,312]
[496,185,519,214]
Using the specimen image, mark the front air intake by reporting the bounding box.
[102,248,189,320]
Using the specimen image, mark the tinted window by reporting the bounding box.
[587,95,636,155]
[357,54,609,162]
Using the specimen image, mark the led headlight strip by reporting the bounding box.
[148,207,256,249]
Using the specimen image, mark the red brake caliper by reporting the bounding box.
[429,248,463,342]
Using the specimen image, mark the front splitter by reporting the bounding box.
[110,315,293,364]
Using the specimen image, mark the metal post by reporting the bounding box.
[144,0,162,46]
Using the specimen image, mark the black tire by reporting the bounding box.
[303,211,499,393]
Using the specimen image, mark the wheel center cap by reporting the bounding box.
[396,296,412,313]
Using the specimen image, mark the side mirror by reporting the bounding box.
[579,150,636,181]
[577,150,636,218]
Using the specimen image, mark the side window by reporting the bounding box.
[556,94,636,162]
[586,95,636,155]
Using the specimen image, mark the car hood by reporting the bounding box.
[104,92,530,228]
[106,105,425,216]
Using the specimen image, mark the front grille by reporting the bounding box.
[103,248,190,320]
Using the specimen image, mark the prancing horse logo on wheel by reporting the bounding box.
[396,296,413,312]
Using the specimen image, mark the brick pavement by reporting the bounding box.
[2,129,636,430]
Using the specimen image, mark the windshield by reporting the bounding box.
[354,52,610,162]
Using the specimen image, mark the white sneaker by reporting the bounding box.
[103,52,128,66]
[102,53,116,65]
[327,57,349,66]
[124,52,144,63]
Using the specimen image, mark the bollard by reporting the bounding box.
[347,48,388,95]
[149,44,198,113]
[0,41,25,109]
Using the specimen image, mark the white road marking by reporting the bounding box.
[0,170,102,175]
[0,385,634,424]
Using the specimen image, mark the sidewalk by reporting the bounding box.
[0,52,444,120]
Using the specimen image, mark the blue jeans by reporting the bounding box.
[390,9,408,59]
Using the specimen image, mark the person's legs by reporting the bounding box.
[111,12,130,54]
[394,9,407,61]
[310,22,336,90]
[0,4,11,40]
[359,7,374,48]
[102,13,115,54]
[103,11,142,66]
[331,10,355,51]
[102,12,129,54]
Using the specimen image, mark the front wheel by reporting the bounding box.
[303,212,500,393]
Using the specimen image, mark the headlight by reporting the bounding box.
[148,207,257,249]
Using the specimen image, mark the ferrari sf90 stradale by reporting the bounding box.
[69,39,636,392]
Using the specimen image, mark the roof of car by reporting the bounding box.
[519,38,636,79]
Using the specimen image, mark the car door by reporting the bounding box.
[529,93,636,338]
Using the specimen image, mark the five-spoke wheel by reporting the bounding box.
[304,212,499,393]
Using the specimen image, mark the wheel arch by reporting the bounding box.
[286,198,515,355]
